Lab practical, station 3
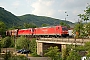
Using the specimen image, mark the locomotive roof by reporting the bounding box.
[36,25,62,28]
[19,28,32,30]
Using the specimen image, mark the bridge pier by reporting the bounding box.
[37,42,43,56]
[37,42,66,57]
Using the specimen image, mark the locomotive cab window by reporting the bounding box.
[62,27,68,31]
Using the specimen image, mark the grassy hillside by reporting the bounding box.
[0,7,21,28]
[0,7,74,28]
[18,14,73,26]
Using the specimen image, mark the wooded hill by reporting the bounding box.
[0,7,73,28]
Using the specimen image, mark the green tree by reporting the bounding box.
[73,21,84,38]
[24,22,37,28]
[83,42,90,59]
[60,22,70,28]
[10,37,15,47]
[10,25,22,29]
[41,23,49,27]
[62,48,66,60]
[77,4,90,38]
[62,45,76,60]
[2,36,11,48]
[78,4,90,23]
[74,42,90,59]
[29,38,37,53]
[74,45,85,51]
[84,3,90,23]
[66,50,81,60]
[0,40,1,53]
[84,42,90,51]
[1,36,14,48]
[1,37,12,60]
[16,36,30,49]
[0,21,6,37]
[44,46,60,60]
[78,14,89,23]
[84,22,90,37]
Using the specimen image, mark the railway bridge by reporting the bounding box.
[36,38,90,56]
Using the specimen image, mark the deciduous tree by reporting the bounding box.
[16,36,30,49]
[60,22,70,28]
[29,38,37,54]
[0,21,6,37]
[73,21,84,38]
[2,36,11,48]
[41,23,49,27]
[78,4,90,23]
[24,22,37,28]
[66,50,81,60]
[44,46,60,60]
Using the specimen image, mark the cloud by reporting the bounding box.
[0,0,90,23]
[12,1,20,8]
[0,2,4,8]
[31,0,55,17]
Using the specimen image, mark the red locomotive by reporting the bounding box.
[6,25,69,37]
[34,25,69,37]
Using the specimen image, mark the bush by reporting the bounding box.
[8,55,28,60]
[3,51,11,60]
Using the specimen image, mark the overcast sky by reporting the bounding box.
[0,0,90,23]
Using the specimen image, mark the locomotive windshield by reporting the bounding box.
[62,27,68,31]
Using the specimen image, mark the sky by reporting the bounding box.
[0,0,90,23]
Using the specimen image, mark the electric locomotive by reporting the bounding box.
[6,25,69,37]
